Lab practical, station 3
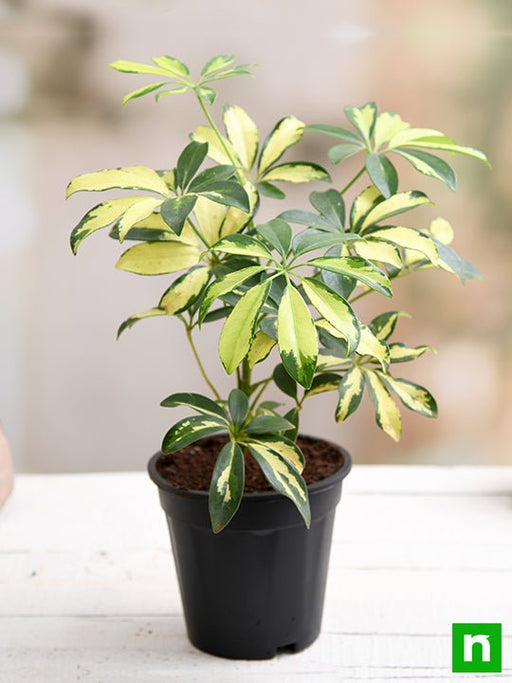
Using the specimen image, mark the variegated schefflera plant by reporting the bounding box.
[66,55,488,532]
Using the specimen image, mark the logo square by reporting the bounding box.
[452,623,502,673]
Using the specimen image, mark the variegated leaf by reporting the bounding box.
[193,196,227,245]
[353,240,402,269]
[117,307,166,338]
[223,104,259,170]
[301,277,360,353]
[367,227,439,265]
[356,324,390,370]
[116,240,201,275]
[305,373,341,398]
[387,127,445,149]
[350,186,384,232]
[209,441,245,533]
[258,116,305,175]
[377,372,438,418]
[162,415,226,453]
[192,126,239,166]
[211,234,273,260]
[117,198,163,242]
[365,153,398,198]
[360,191,432,231]
[373,112,410,149]
[344,102,378,147]
[219,281,270,373]
[370,311,410,341]
[70,197,149,254]
[110,60,178,77]
[220,183,258,237]
[160,392,228,421]
[394,148,456,191]
[261,162,330,184]
[248,330,276,367]
[199,265,264,323]
[335,366,364,422]
[66,166,170,198]
[278,284,318,389]
[159,267,210,314]
[429,217,454,245]
[247,442,310,527]
[151,55,189,78]
[309,256,392,298]
[398,135,489,165]
[201,54,235,77]
[364,370,402,441]
[245,436,304,472]
[389,343,435,363]
[122,81,168,106]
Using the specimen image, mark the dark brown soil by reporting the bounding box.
[156,434,346,493]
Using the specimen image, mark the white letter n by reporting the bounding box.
[464,634,491,662]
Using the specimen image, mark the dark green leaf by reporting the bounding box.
[228,389,249,425]
[256,219,292,255]
[160,392,228,421]
[310,256,392,297]
[160,195,197,235]
[188,165,236,192]
[245,415,295,435]
[257,181,286,200]
[198,181,250,211]
[209,441,244,533]
[292,230,359,257]
[176,141,208,190]
[162,415,226,453]
[273,363,298,398]
[309,189,345,230]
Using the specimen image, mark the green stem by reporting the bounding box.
[240,359,252,396]
[196,94,244,182]
[185,324,221,400]
[185,215,209,249]
[340,166,365,195]
[249,376,273,410]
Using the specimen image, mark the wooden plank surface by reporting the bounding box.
[1,467,512,681]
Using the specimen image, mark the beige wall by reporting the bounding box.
[0,0,510,471]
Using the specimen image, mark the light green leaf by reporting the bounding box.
[247,441,310,527]
[370,311,410,341]
[211,234,273,260]
[261,162,330,184]
[197,86,217,105]
[116,240,201,275]
[361,191,432,231]
[278,284,318,389]
[394,148,456,191]
[199,265,264,323]
[155,86,189,102]
[109,60,174,77]
[364,370,402,441]
[122,81,168,106]
[201,54,235,77]
[301,277,360,354]
[117,307,166,338]
[429,217,454,245]
[377,372,437,418]
[357,324,390,370]
[160,392,228,421]
[66,166,171,198]
[219,281,270,373]
[307,123,362,144]
[223,104,259,170]
[373,112,410,149]
[162,415,226,453]
[151,55,190,77]
[366,153,398,198]
[328,143,364,165]
[353,240,402,269]
[220,182,258,237]
[159,267,210,314]
[258,116,305,175]
[304,373,341,398]
[209,441,244,533]
[248,330,276,367]
[192,126,239,165]
[161,195,198,235]
[336,366,364,422]
[344,102,378,147]
[293,230,360,257]
[310,189,345,230]
[367,227,439,265]
[350,185,384,232]
[432,238,481,283]
[117,197,162,242]
[309,256,392,297]
[389,343,435,363]
[256,219,292,255]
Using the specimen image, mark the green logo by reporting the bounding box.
[452,623,502,673]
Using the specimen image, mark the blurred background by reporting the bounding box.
[0,0,510,472]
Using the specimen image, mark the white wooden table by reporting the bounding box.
[1,467,511,682]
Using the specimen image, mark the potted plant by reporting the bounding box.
[66,54,487,660]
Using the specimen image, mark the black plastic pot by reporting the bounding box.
[148,435,352,660]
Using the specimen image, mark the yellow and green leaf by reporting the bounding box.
[162,415,226,453]
[344,102,377,147]
[117,198,163,242]
[429,217,454,245]
[370,311,410,341]
[277,284,318,388]
[356,324,390,370]
[350,185,384,232]
[245,436,304,473]
[223,104,259,170]
[305,373,341,399]
[367,227,439,265]
[159,266,210,314]
[161,392,228,421]
[66,166,170,198]
[192,126,239,166]
[117,307,166,338]
[261,162,330,184]
[373,112,410,150]
[248,330,276,367]
[258,116,305,175]
[377,372,437,418]
[211,234,273,260]
[360,190,432,231]
[199,265,264,323]
[363,370,402,441]
[209,441,245,533]
[116,240,201,275]
[389,343,435,363]
[353,240,402,269]
[309,256,392,297]
[220,183,258,237]
[335,366,364,422]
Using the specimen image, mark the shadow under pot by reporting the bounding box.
[148,434,352,660]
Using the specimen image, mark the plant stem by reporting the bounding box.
[340,167,365,195]
[249,376,273,410]
[185,324,221,400]
[196,94,244,181]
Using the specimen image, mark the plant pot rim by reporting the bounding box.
[147,433,352,501]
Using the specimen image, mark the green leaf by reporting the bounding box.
[159,267,210,314]
[278,284,318,388]
[66,166,170,198]
[283,407,299,441]
[377,372,437,418]
[228,389,249,425]
[70,197,149,254]
[431,238,481,283]
[394,148,456,191]
[366,153,398,198]
[350,186,384,232]
[122,81,168,106]
[209,441,244,533]
[261,162,330,184]
[353,240,402,269]
[367,227,439,265]
[336,366,364,422]
[117,197,163,242]
[199,265,264,323]
[219,281,270,373]
[256,219,292,255]
[328,143,364,165]
[116,240,201,275]
[117,307,166,339]
[397,135,489,165]
[309,256,392,297]
[389,343,435,363]
[293,230,359,257]
[160,392,228,421]
[198,181,250,212]
[248,331,276,367]
[310,189,345,230]
[245,416,295,435]
[197,86,217,105]
[373,112,410,149]
[307,123,362,144]
[155,86,189,102]
[247,441,310,527]
[201,54,235,77]
[151,55,189,77]
[161,195,198,235]
[301,277,360,353]
[344,102,378,146]
[279,209,333,230]
[211,234,273,260]
[109,60,174,77]
[360,190,432,232]
[162,415,226,453]
[223,104,259,170]
[175,141,208,190]
[257,181,286,200]
[304,373,341,398]
[357,324,390,370]
[273,363,298,398]
[370,311,410,341]
[364,370,402,441]
[258,116,305,175]
[246,435,304,472]
[188,165,236,192]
